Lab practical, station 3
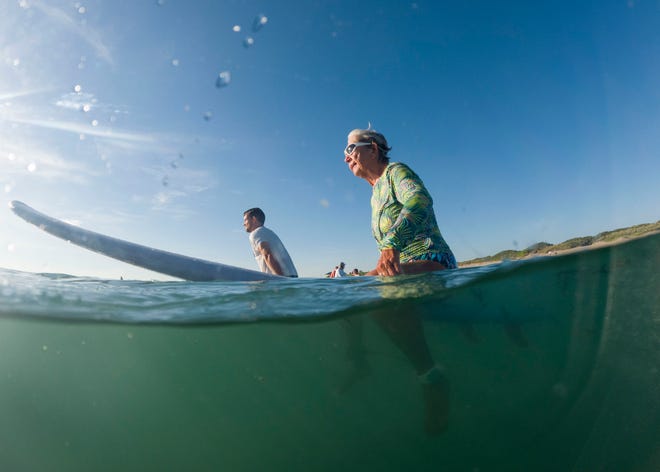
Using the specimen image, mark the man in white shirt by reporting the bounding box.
[243,208,298,277]
[334,262,347,277]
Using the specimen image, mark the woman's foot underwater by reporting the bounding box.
[419,366,450,436]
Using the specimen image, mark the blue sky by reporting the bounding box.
[1,0,659,279]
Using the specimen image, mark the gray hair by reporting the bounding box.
[347,128,392,163]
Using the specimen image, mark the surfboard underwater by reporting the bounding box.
[10,201,282,282]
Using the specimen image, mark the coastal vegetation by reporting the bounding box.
[459,220,660,267]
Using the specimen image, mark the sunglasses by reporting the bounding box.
[344,142,373,155]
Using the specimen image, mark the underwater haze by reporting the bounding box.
[1,233,659,471]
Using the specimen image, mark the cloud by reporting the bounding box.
[152,189,186,206]
[0,85,221,216]
[144,164,215,204]
[149,190,199,219]
[7,116,156,145]
[55,92,97,112]
[2,99,224,157]
[31,1,115,66]
[0,89,53,101]
[0,139,99,184]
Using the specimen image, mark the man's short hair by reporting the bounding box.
[244,207,265,224]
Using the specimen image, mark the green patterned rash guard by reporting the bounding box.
[371,162,456,267]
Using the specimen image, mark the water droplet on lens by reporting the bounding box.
[243,37,255,48]
[172,58,180,66]
[203,111,212,121]
[232,25,241,32]
[74,84,82,93]
[252,14,268,32]
[27,162,37,172]
[162,176,169,186]
[170,153,183,169]
[215,70,231,88]
[91,119,98,127]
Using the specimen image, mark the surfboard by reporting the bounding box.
[10,201,283,282]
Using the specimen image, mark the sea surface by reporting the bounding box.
[1,233,659,471]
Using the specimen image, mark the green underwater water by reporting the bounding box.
[0,234,659,471]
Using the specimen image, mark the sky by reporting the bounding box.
[1,0,659,280]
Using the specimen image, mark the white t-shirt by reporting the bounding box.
[249,226,298,277]
[334,267,347,277]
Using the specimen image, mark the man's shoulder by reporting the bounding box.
[252,226,278,241]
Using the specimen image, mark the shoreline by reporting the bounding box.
[458,230,660,268]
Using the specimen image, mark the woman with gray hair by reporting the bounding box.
[344,128,456,275]
[343,127,456,435]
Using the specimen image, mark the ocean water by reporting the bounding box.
[1,233,659,471]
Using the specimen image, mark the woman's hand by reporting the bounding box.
[374,248,401,276]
